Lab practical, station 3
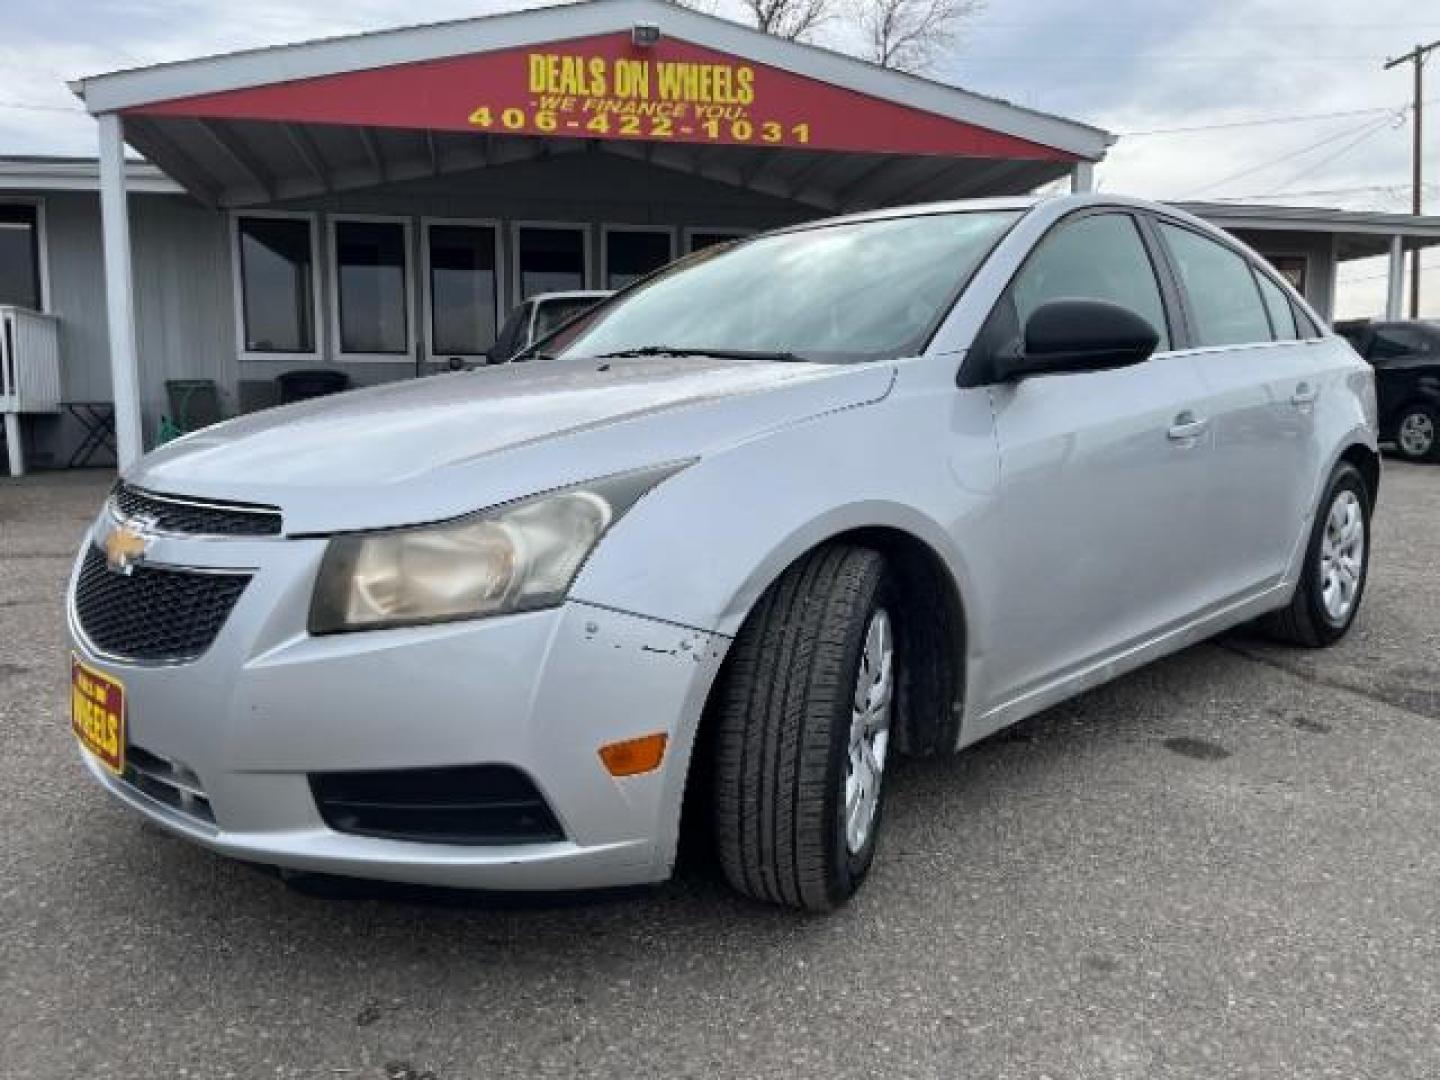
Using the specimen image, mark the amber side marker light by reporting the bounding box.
[599,733,668,777]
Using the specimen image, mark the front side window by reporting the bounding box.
[335,219,409,355]
[517,226,586,300]
[236,216,314,353]
[1369,326,1434,360]
[534,296,603,340]
[555,211,1019,364]
[1159,223,1272,347]
[1010,213,1170,351]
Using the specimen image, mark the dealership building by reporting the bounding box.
[2,0,1438,474]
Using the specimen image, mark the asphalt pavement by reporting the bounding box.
[2,463,1437,1079]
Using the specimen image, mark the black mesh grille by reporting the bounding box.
[74,545,250,662]
[310,765,565,846]
[112,482,282,537]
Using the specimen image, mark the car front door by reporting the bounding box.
[1152,220,1321,601]
[976,210,1215,712]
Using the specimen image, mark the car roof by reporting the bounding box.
[759,192,1226,239]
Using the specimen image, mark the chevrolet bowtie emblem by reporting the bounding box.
[103,520,153,576]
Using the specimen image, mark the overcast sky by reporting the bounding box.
[0,0,1435,315]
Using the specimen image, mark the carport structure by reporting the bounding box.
[68,0,1111,468]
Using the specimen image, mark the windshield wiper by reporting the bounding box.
[590,345,808,363]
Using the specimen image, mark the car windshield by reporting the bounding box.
[552,211,1021,364]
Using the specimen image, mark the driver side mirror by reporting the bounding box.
[995,298,1160,381]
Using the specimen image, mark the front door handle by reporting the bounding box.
[1168,411,1210,441]
[1292,382,1319,407]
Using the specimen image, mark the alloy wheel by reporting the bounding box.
[1398,411,1435,458]
[845,608,894,855]
[1318,489,1365,624]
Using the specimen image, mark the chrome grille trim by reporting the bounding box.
[111,482,283,538]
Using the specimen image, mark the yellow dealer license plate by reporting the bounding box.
[71,654,125,775]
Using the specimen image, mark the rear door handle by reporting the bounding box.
[1168,411,1210,441]
[1292,382,1319,406]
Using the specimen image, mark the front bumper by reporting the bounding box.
[67,525,728,890]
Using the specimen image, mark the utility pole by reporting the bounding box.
[1385,39,1438,318]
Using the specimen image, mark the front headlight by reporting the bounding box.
[309,463,689,634]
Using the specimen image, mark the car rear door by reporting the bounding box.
[977,210,1215,710]
[1150,218,1324,603]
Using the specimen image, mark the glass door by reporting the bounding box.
[423,220,501,365]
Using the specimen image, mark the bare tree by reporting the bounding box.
[858,0,982,73]
[741,0,838,41]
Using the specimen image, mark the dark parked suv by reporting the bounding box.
[1336,320,1440,461]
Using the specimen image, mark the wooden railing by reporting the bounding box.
[1,305,62,476]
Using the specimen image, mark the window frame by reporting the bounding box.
[681,226,753,255]
[0,196,50,313]
[419,216,504,364]
[600,224,677,291]
[961,207,1184,387]
[510,221,592,306]
[229,210,323,363]
[328,213,416,363]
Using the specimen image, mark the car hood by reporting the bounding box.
[131,355,895,534]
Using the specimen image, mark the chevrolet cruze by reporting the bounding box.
[68,195,1379,911]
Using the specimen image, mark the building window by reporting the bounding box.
[685,229,748,254]
[235,215,315,354]
[604,229,673,289]
[426,222,500,357]
[0,204,42,311]
[334,218,411,356]
[516,225,586,300]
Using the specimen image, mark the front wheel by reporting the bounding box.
[1261,462,1371,648]
[1394,404,1439,462]
[711,545,896,911]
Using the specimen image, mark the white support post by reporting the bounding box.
[98,113,143,471]
[1070,162,1096,193]
[3,413,23,477]
[1385,235,1406,319]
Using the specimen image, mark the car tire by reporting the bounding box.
[711,545,897,912]
[1261,462,1371,648]
[1394,403,1439,462]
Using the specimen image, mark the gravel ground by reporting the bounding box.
[2,463,1437,1080]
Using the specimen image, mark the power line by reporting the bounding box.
[1259,117,1401,195]
[1340,259,1440,285]
[1121,99,1439,137]
[1185,112,1405,198]
[1213,183,1440,202]
[0,100,85,114]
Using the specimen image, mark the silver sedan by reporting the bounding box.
[68,194,1379,910]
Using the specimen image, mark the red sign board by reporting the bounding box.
[132,33,1074,161]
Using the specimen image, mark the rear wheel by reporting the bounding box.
[1394,404,1438,462]
[711,545,896,911]
[1261,462,1371,648]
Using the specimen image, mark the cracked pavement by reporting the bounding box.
[2,463,1438,1079]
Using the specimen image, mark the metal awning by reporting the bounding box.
[1179,201,1440,260]
[70,0,1111,213]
